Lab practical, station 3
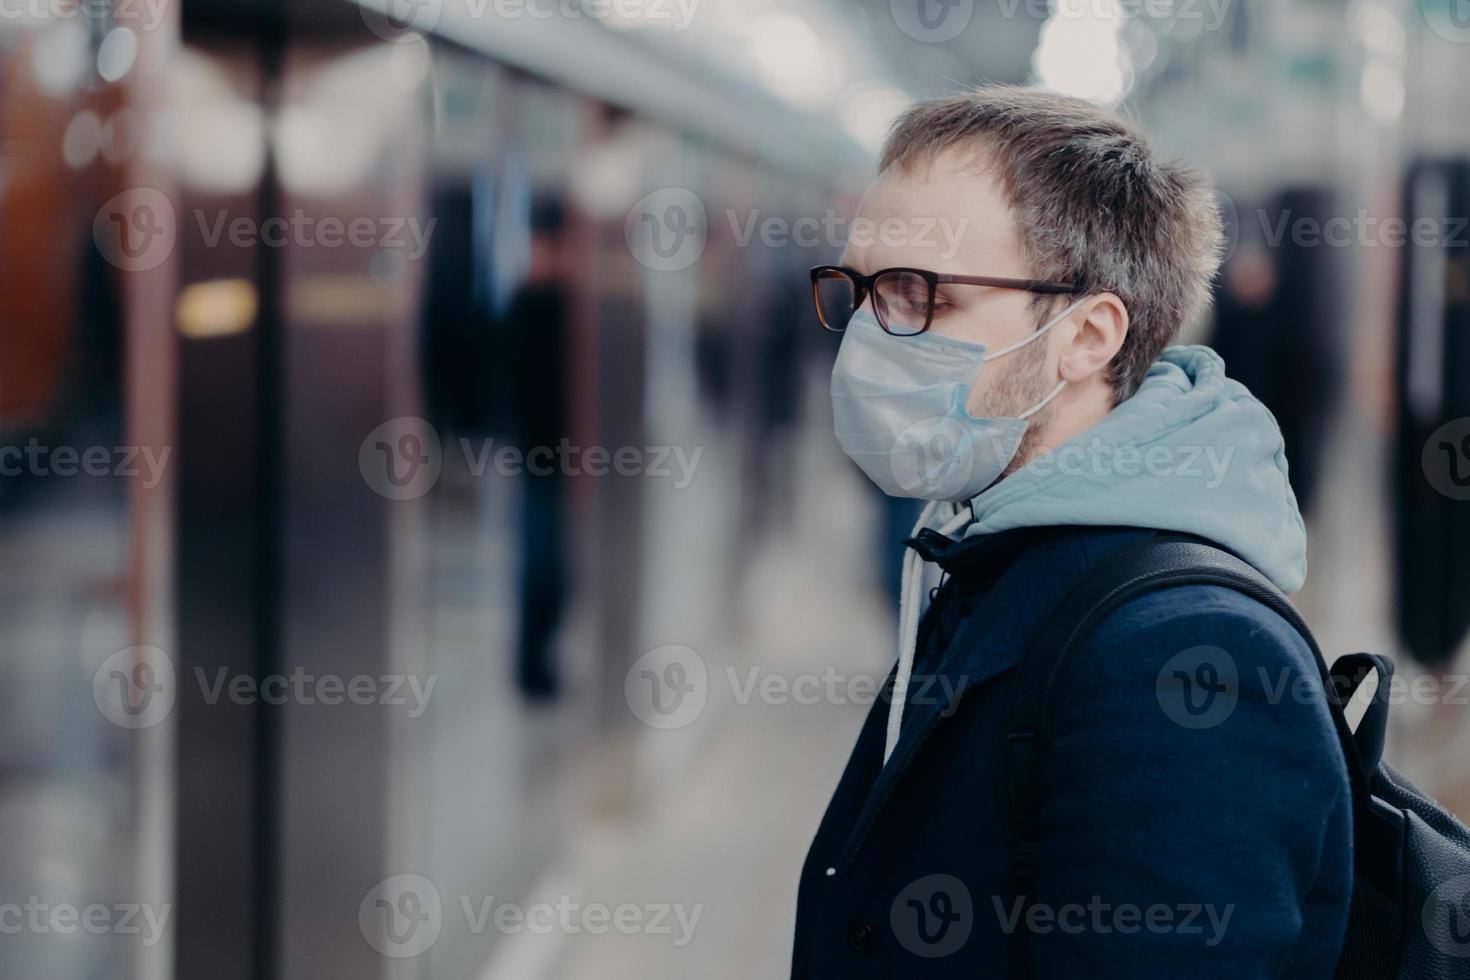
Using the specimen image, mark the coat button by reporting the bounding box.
[846,918,878,954]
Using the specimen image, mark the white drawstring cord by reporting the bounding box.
[883,501,976,763]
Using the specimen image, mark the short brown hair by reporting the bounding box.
[880,85,1223,402]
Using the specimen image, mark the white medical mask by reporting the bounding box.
[830,298,1087,501]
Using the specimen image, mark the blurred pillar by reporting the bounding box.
[173,3,430,980]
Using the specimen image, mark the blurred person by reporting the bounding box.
[504,196,574,700]
[422,181,507,437]
[793,87,1350,977]
[1210,190,1344,518]
[752,269,805,529]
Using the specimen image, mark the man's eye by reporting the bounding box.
[890,292,926,313]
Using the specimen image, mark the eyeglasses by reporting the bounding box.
[810,265,1081,336]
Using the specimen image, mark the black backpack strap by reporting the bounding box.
[1328,653,1395,785]
[1004,534,1370,891]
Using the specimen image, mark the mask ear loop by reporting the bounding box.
[982,294,1088,422]
[1018,378,1067,420]
[981,296,1090,361]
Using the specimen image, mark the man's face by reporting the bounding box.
[839,147,1063,426]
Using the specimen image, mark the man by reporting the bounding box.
[791,87,1350,977]
[505,197,574,700]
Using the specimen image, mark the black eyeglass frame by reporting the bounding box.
[810,264,1082,335]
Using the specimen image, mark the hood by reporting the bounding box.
[957,344,1307,593]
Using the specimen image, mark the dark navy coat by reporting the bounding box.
[791,526,1352,978]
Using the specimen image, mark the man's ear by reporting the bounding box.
[1058,293,1129,383]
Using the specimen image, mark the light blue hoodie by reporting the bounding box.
[960,343,1307,593]
[882,345,1307,762]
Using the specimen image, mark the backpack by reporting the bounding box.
[1003,535,1470,978]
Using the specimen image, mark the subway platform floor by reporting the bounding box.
[471,431,896,980]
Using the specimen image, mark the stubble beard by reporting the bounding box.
[977,336,1057,479]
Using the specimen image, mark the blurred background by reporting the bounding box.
[2,0,1469,977]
